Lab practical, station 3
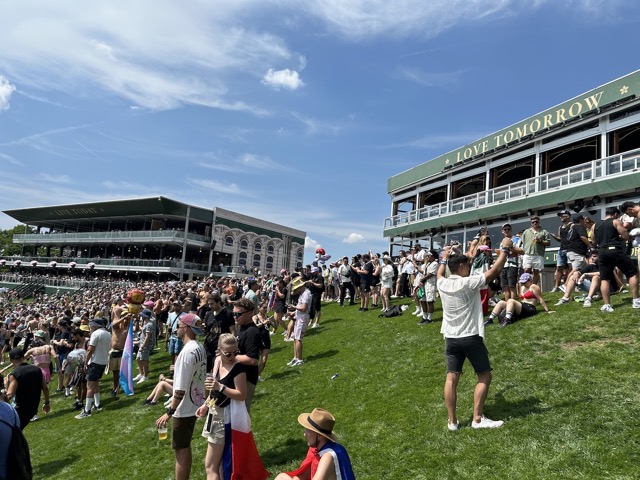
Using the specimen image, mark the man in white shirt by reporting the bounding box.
[156,313,206,480]
[437,238,510,431]
[76,317,111,419]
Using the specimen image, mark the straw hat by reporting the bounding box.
[297,408,336,441]
[290,277,306,292]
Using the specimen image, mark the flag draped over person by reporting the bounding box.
[119,321,135,396]
[221,399,269,480]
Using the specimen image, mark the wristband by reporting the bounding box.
[439,260,447,265]
[501,247,509,253]
[166,406,176,416]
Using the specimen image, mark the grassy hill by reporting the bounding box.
[25,292,640,479]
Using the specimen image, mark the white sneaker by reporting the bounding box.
[551,287,560,293]
[555,298,570,306]
[136,376,149,384]
[583,298,592,308]
[413,310,423,317]
[633,298,640,309]
[559,285,566,293]
[412,308,421,315]
[472,416,504,429]
[258,376,265,382]
[290,359,304,367]
[286,358,297,366]
[448,422,460,432]
[132,374,142,382]
[600,304,614,313]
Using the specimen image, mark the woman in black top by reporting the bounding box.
[197,333,246,479]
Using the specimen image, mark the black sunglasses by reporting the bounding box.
[232,311,247,318]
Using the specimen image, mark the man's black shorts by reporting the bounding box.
[172,415,198,450]
[445,335,491,374]
[86,363,106,382]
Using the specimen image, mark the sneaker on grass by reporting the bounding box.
[92,404,103,412]
[448,422,460,432]
[290,359,304,367]
[600,304,614,313]
[583,298,592,308]
[633,298,640,309]
[555,297,570,306]
[75,410,91,419]
[471,416,504,429]
[286,358,298,366]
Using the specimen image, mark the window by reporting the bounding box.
[267,245,274,254]
[255,242,262,252]
[266,256,273,269]
[240,239,248,250]
[225,236,234,246]
[239,252,247,265]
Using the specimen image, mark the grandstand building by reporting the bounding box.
[2,197,305,280]
[384,69,640,256]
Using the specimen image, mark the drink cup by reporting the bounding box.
[158,426,168,440]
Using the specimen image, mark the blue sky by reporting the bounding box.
[0,0,638,263]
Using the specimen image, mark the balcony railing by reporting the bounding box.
[0,256,210,272]
[384,148,640,230]
[13,229,211,245]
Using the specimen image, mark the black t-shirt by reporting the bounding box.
[309,273,325,297]
[236,322,262,385]
[203,309,234,356]
[579,264,599,275]
[12,363,43,416]
[595,218,625,250]
[210,362,245,408]
[566,224,588,255]
[558,223,572,249]
[54,330,72,355]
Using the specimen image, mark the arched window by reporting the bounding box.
[239,252,247,265]
[266,256,273,269]
[240,239,248,250]
[267,245,274,254]
[225,236,234,246]
[253,254,261,267]
[254,242,262,252]
[297,250,303,260]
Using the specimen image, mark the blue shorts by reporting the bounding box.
[168,337,183,355]
[577,279,592,292]
[556,249,568,267]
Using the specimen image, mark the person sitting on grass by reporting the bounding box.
[485,273,553,328]
[554,250,601,308]
[142,373,173,406]
[274,408,355,480]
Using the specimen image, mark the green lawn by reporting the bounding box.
[25,292,640,479]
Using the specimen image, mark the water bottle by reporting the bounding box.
[331,373,339,380]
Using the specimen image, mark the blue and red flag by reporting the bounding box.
[221,400,269,480]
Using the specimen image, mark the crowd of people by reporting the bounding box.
[1,201,640,478]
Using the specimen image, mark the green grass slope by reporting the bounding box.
[25,293,640,479]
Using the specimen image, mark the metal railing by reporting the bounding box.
[0,257,210,272]
[384,148,640,229]
[14,229,211,244]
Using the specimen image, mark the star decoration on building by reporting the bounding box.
[445,159,450,165]
[620,85,629,95]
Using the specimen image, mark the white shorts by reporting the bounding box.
[423,284,436,302]
[567,251,587,271]
[293,317,310,340]
[522,254,544,271]
[381,279,394,290]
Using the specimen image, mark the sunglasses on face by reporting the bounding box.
[221,350,240,357]
[531,221,539,224]
[232,311,247,318]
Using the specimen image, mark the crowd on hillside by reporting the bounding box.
[2,201,640,478]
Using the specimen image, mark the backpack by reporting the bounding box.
[379,305,403,318]
[0,414,33,480]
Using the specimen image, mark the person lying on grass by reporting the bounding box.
[485,273,554,328]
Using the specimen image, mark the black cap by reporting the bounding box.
[9,348,24,360]
[557,209,571,217]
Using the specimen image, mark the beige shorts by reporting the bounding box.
[201,405,225,445]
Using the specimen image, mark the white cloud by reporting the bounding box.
[305,236,321,251]
[200,152,292,173]
[0,76,16,111]
[303,0,513,40]
[262,68,305,90]
[38,173,72,183]
[343,233,366,244]
[396,68,465,88]
[0,2,294,112]
[291,112,342,136]
[190,178,248,196]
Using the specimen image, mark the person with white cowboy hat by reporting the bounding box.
[274,407,356,480]
[285,277,312,367]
